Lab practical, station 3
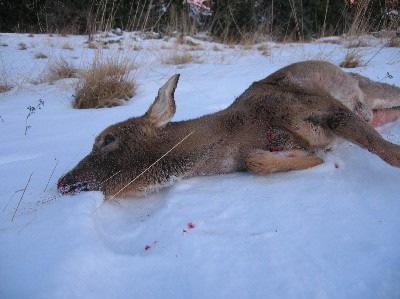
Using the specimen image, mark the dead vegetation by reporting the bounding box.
[62,42,74,50]
[162,52,198,65]
[130,44,143,51]
[176,36,200,46]
[0,83,12,93]
[317,38,343,45]
[212,45,222,51]
[46,58,78,82]
[74,57,135,109]
[340,51,362,68]
[386,37,400,48]
[34,52,48,59]
[87,42,98,49]
[18,42,27,50]
[257,44,270,56]
[345,39,369,48]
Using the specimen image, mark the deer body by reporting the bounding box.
[58,60,400,198]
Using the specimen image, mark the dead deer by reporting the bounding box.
[58,60,400,198]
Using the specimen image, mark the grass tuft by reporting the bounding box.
[18,42,27,50]
[212,45,222,51]
[34,52,48,59]
[257,44,270,56]
[0,83,12,93]
[162,52,198,65]
[87,42,98,49]
[386,37,400,48]
[345,39,369,48]
[46,58,78,82]
[340,51,362,68]
[62,42,74,50]
[74,57,135,109]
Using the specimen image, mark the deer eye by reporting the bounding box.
[103,134,115,146]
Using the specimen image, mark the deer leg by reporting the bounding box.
[245,149,323,175]
[311,107,400,167]
[349,72,400,110]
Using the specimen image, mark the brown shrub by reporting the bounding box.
[340,52,362,68]
[74,58,135,109]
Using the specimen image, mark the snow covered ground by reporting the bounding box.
[0,32,400,299]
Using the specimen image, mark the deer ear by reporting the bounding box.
[145,74,180,127]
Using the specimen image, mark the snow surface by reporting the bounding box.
[0,32,400,299]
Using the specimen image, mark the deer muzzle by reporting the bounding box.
[57,172,97,195]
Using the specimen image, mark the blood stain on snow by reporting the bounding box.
[144,245,151,251]
[182,223,195,234]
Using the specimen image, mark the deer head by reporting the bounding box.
[57,74,184,198]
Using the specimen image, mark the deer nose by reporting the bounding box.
[57,174,72,194]
[57,174,90,195]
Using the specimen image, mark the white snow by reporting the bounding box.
[1,32,400,299]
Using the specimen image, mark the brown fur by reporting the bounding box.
[58,60,400,198]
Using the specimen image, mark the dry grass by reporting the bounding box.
[87,42,98,49]
[46,58,78,82]
[347,0,371,36]
[34,52,48,59]
[18,42,27,50]
[0,83,12,93]
[386,37,400,48]
[62,42,74,50]
[257,44,270,56]
[160,44,172,50]
[240,44,253,50]
[162,52,198,65]
[28,33,34,37]
[212,45,222,51]
[345,39,369,48]
[340,51,362,68]
[187,44,203,51]
[74,57,135,109]
[131,44,143,51]
[175,36,200,47]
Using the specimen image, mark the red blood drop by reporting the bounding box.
[187,222,195,229]
[144,245,151,251]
